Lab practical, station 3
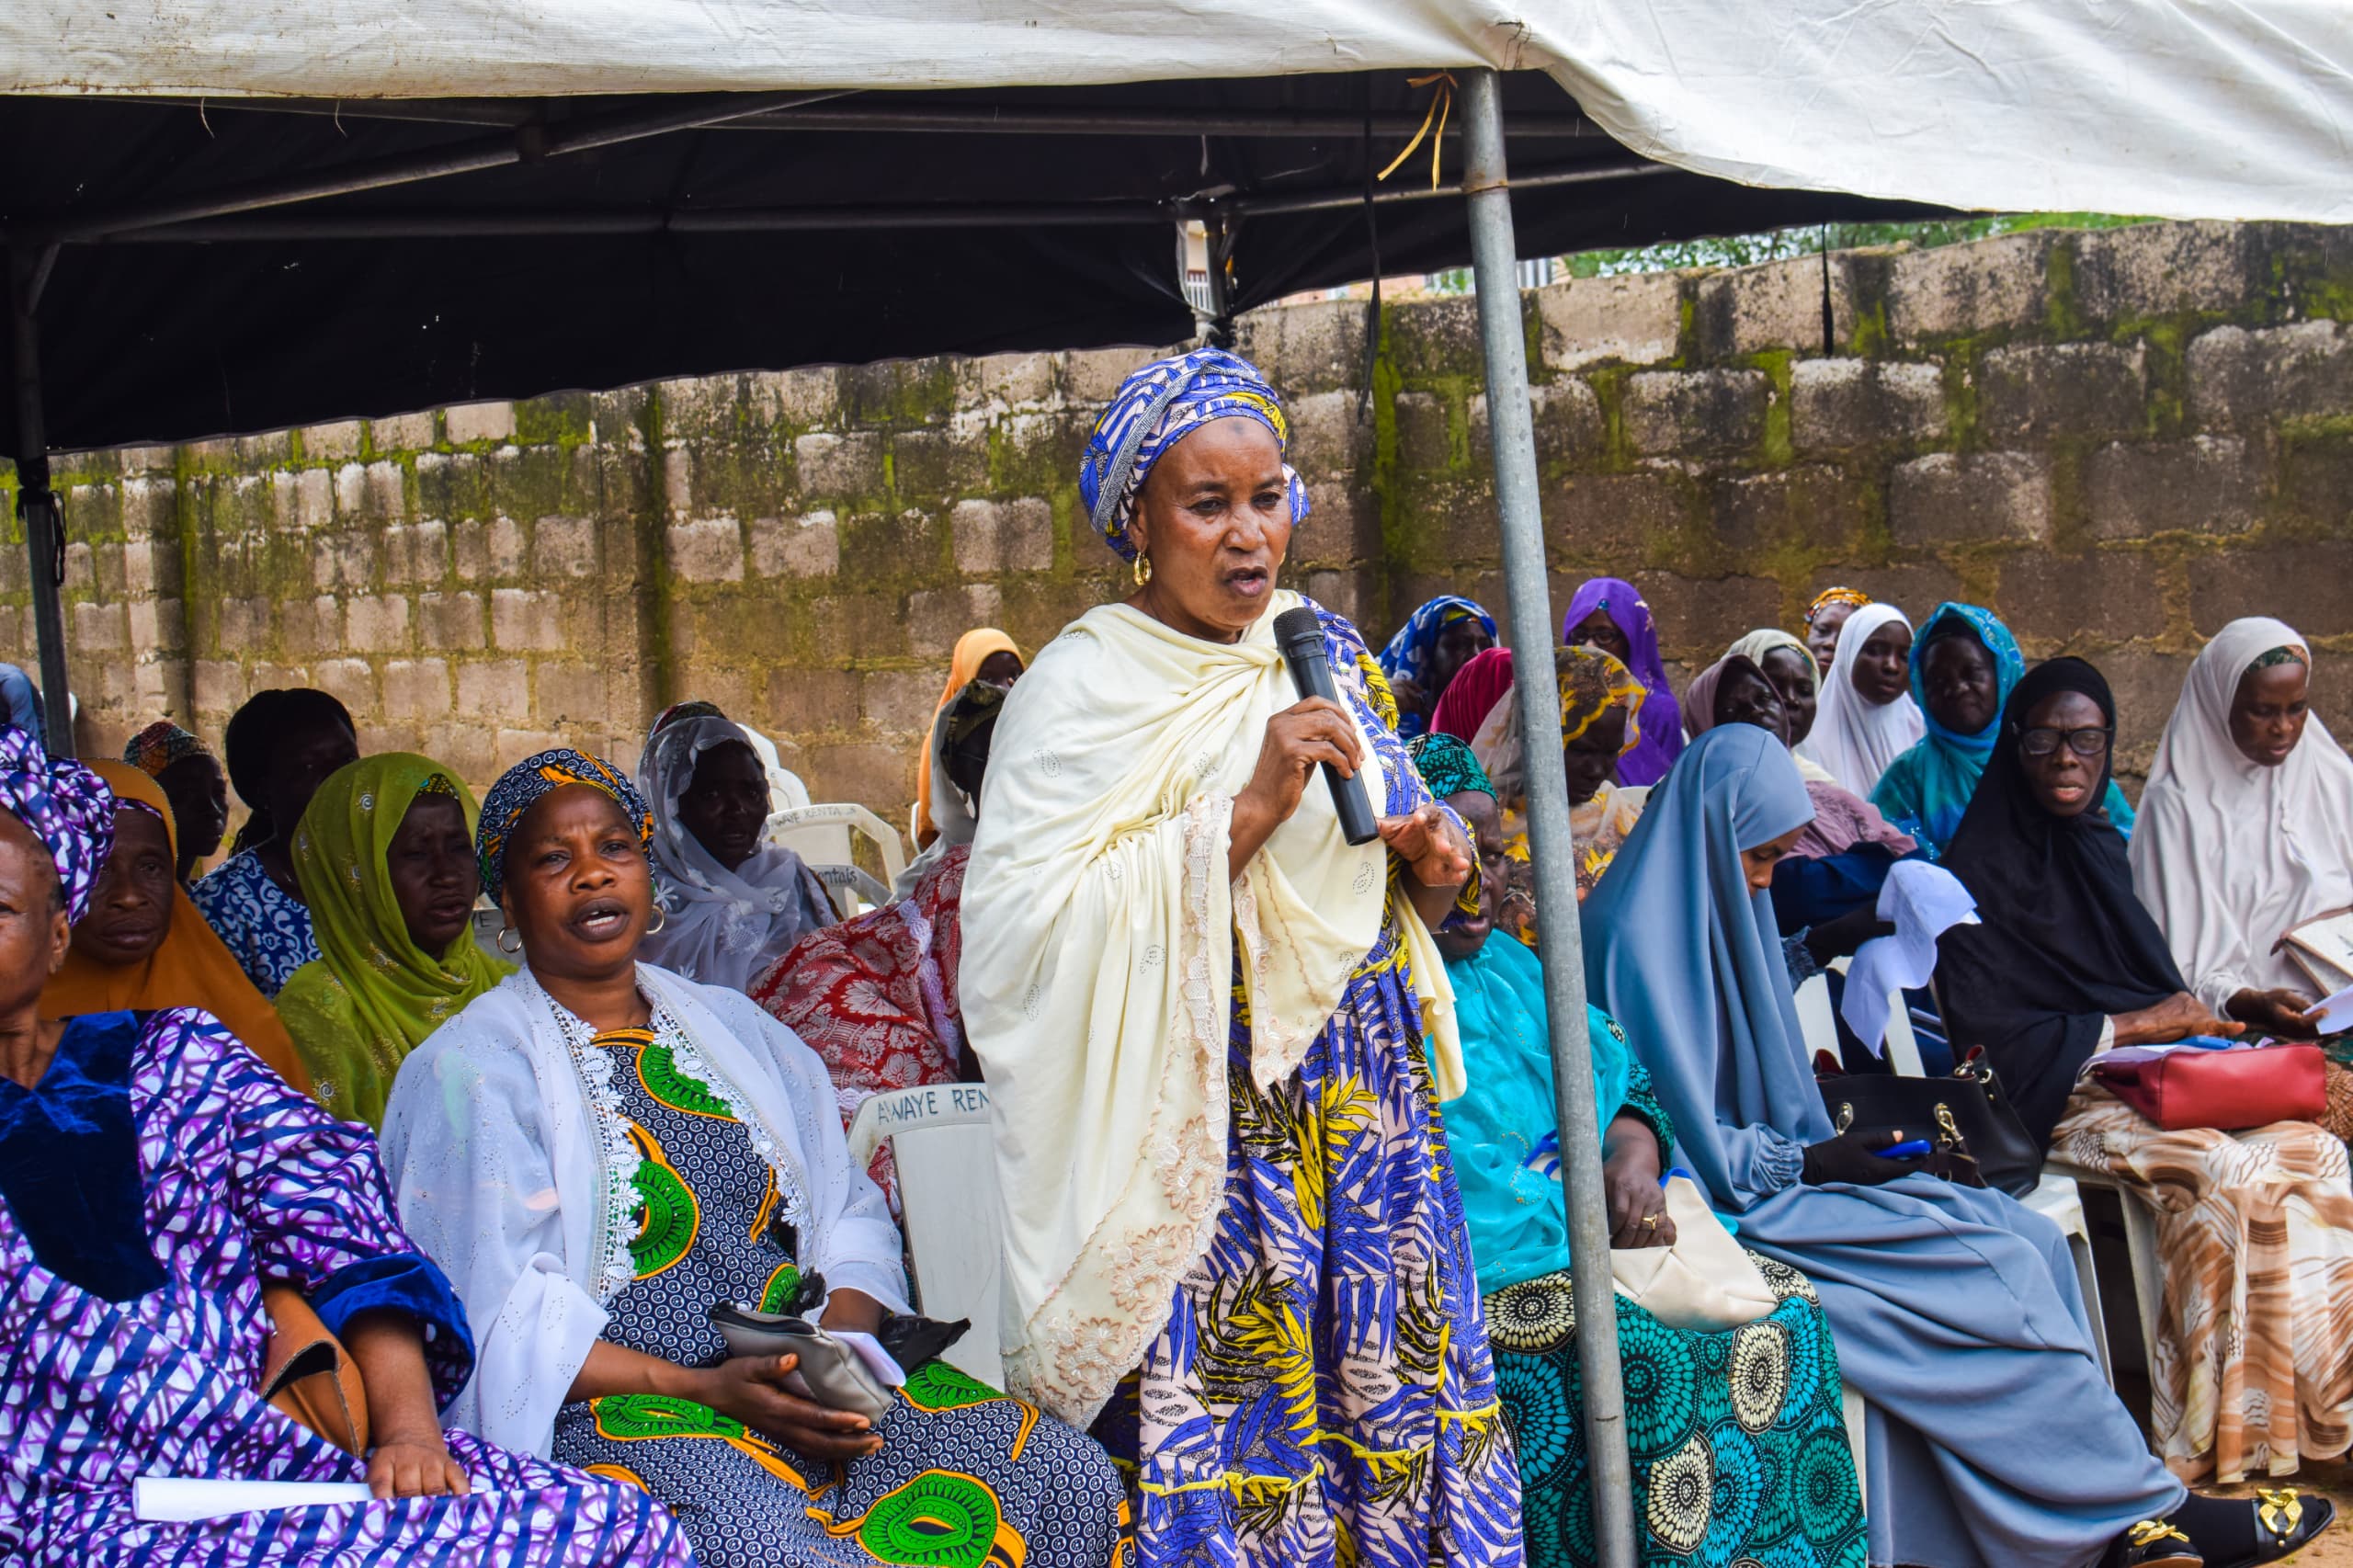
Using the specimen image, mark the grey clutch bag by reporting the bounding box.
[706,1301,897,1422]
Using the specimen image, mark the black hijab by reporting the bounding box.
[1935,657,2188,1146]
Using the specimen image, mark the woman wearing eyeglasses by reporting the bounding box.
[1938,658,2353,1498]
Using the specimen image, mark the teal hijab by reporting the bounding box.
[1872,602,2134,854]
[1438,926,1633,1293]
[1417,728,1634,1290]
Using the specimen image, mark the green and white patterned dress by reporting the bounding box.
[550,1014,1131,1568]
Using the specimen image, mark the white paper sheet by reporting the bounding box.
[132,1475,374,1523]
[2308,982,2353,1034]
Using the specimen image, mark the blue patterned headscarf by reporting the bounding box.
[1909,602,2027,756]
[0,723,114,922]
[476,747,654,904]
[1077,348,1310,562]
[1380,596,1496,739]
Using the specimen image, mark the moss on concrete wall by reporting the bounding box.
[5,219,2347,826]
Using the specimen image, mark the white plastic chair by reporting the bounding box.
[771,802,908,919]
[2040,1153,2163,1377]
[846,1082,1005,1389]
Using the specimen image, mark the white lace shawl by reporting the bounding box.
[379,961,907,1457]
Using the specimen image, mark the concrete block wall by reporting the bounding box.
[6,218,2350,828]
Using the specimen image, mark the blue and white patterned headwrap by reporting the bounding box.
[1378,596,1496,688]
[0,723,114,922]
[476,747,654,904]
[1077,347,1310,562]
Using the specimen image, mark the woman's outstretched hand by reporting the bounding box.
[2112,991,2242,1049]
[2227,986,2324,1039]
[1379,803,1472,895]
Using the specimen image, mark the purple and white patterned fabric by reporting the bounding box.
[0,1006,696,1568]
[0,722,113,922]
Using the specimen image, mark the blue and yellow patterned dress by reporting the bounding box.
[1089,607,1523,1568]
[551,1014,1131,1568]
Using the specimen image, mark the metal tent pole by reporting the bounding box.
[1458,66,1636,1567]
[8,246,72,757]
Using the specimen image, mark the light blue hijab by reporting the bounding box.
[1583,725,2184,1568]
[1583,724,1827,1210]
[1438,935,1631,1292]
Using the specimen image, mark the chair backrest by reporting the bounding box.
[1797,960,1927,1076]
[771,802,908,918]
[845,1082,1004,1389]
[1794,971,1839,1061]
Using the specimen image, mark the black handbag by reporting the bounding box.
[1815,1048,2044,1199]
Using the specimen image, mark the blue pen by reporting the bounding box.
[1875,1139,1932,1160]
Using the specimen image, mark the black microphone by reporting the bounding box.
[1272,606,1381,846]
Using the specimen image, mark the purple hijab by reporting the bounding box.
[1562,577,1683,786]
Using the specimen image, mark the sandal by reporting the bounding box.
[2114,1518,2201,1568]
[2211,1489,2335,1568]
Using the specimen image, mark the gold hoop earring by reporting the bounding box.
[645,906,668,936]
[1133,552,1152,586]
[495,925,522,955]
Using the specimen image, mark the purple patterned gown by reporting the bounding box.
[0,1006,695,1567]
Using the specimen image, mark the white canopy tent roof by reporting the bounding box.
[8,0,2352,222]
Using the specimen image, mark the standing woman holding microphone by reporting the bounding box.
[962,349,1521,1567]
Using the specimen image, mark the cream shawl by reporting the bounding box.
[960,590,1461,1425]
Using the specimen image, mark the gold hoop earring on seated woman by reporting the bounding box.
[645,906,667,936]
[495,926,522,955]
[1134,552,1152,586]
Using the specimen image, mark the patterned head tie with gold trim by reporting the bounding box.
[1559,645,1647,754]
[476,746,653,903]
[1077,347,1310,562]
[1804,585,1873,627]
[122,720,211,779]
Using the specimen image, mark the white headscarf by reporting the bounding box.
[380,962,907,1457]
[2131,617,2353,1015]
[960,590,1461,1427]
[1793,602,1925,797]
[635,715,835,992]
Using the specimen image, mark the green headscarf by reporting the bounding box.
[1407,732,1494,803]
[278,753,514,1126]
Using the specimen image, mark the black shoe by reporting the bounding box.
[2211,1490,2335,1568]
[2113,1519,2201,1568]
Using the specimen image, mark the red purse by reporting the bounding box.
[2090,1040,2326,1131]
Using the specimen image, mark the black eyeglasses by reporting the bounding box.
[2018,725,2112,759]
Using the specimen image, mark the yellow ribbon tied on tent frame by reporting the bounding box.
[1378,73,1458,192]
